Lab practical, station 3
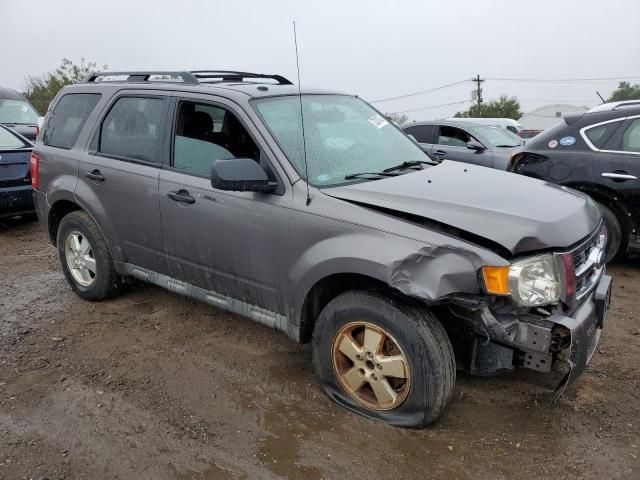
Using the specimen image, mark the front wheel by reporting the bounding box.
[312,290,456,428]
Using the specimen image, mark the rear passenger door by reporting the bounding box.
[403,124,436,154]
[158,96,291,314]
[433,125,493,167]
[76,92,170,274]
[611,116,640,219]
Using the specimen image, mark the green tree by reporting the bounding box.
[22,58,107,114]
[454,95,522,120]
[608,81,640,102]
[385,112,410,124]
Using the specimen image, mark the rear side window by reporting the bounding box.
[404,125,435,143]
[0,127,27,149]
[622,118,640,153]
[584,121,623,149]
[99,97,164,163]
[43,93,101,149]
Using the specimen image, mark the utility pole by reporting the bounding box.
[473,74,484,109]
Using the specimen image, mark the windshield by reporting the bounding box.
[253,95,429,186]
[467,125,522,147]
[0,99,39,125]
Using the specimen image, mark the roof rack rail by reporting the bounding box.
[587,100,640,114]
[81,71,199,84]
[190,70,293,85]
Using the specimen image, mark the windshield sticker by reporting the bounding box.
[315,174,331,183]
[368,114,389,129]
[548,139,558,149]
[21,105,29,112]
[559,136,576,146]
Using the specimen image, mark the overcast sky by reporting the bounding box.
[2,0,639,120]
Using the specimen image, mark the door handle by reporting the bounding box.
[167,190,195,204]
[601,172,637,181]
[85,169,105,182]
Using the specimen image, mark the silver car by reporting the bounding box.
[403,120,523,169]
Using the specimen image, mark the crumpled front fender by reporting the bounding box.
[388,244,505,302]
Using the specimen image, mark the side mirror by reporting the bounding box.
[211,158,277,193]
[466,140,485,152]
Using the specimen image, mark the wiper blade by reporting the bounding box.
[495,144,520,148]
[383,160,436,173]
[344,172,399,180]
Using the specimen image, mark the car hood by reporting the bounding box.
[323,161,600,256]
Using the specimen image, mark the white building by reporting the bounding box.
[518,104,588,131]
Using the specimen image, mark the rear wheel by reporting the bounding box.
[596,202,623,262]
[312,290,456,428]
[57,211,121,300]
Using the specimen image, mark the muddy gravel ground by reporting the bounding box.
[0,217,638,480]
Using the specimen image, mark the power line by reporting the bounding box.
[389,100,470,115]
[369,79,470,103]
[487,76,640,83]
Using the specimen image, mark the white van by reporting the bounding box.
[446,117,521,134]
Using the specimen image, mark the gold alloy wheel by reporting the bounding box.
[332,321,411,411]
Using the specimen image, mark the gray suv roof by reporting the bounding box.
[76,70,341,100]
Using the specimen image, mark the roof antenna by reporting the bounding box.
[293,21,311,206]
[596,91,606,104]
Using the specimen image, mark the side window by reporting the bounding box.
[405,125,435,143]
[622,118,640,153]
[43,93,101,149]
[584,121,622,150]
[99,97,164,163]
[173,101,260,176]
[438,126,470,147]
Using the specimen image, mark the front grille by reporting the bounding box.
[571,227,605,301]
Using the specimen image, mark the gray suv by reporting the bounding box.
[33,70,611,428]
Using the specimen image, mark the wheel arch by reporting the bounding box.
[48,197,123,263]
[48,199,82,246]
[563,181,633,235]
[297,271,394,344]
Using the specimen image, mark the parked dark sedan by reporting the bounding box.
[0,87,41,142]
[509,100,640,261]
[0,124,34,218]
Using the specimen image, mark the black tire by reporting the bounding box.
[312,290,456,428]
[57,210,121,301]
[596,202,623,262]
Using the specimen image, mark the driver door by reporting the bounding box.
[158,96,291,313]
[434,125,493,167]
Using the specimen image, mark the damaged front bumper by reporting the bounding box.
[451,273,612,394]
[549,273,611,395]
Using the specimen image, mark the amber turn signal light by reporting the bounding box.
[482,266,510,295]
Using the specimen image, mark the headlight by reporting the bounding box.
[482,254,561,307]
